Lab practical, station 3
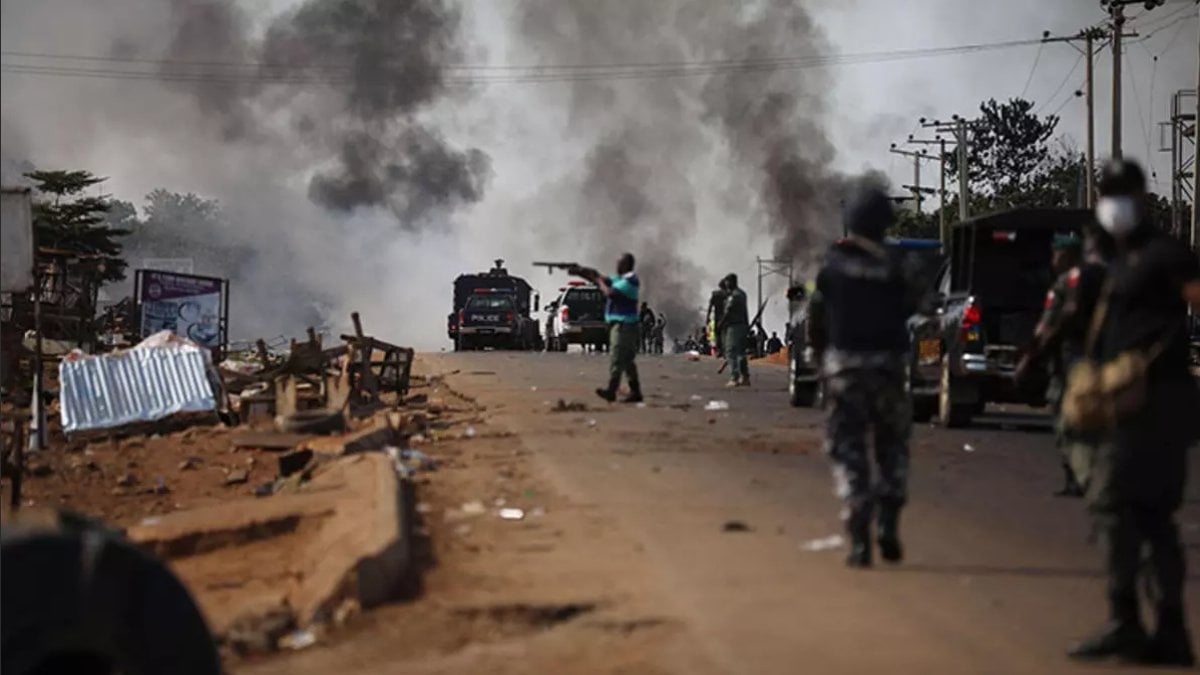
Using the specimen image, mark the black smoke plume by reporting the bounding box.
[159,0,490,228]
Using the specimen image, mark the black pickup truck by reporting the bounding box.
[910,208,1094,427]
[786,238,944,409]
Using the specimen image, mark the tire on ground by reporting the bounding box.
[1,513,221,675]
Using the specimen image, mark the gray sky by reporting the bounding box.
[2,0,1196,347]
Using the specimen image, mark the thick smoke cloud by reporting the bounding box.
[159,0,490,228]
[512,0,873,331]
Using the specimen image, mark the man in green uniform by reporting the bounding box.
[1016,233,1104,497]
[1067,160,1200,666]
[570,253,643,404]
[720,273,751,387]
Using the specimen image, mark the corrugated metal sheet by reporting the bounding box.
[60,337,217,434]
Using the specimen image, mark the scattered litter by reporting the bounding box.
[704,400,730,411]
[400,448,436,471]
[552,399,588,413]
[587,418,598,428]
[529,506,547,518]
[140,516,161,527]
[224,469,249,486]
[464,426,478,439]
[494,497,507,507]
[410,433,427,445]
[635,402,648,409]
[722,520,752,533]
[962,444,976,453]
[278,629,317,651]
[689,394,703,401]
[522,489,537,498]
[686,350,702,361]
[498,508,526,521]
[530,386,538,392]
[415,502,433,514]
[461,500,487,516]
[178,457,200,471]
[116,472,137,487]
[801,534,846,552]
[254,482,275,498]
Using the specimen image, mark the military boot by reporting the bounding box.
[877,499,904,563]
[1054,463,1084,498]
[594,387,617,403]
[1141,607,1195,667]
[845,503,873,568]
[1068,596,1148,661]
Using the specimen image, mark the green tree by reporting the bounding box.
[26,170,129,282]
[948,97,1060,207]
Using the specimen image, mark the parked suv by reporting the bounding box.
[545,283,608,352]
[917,208,1093,427]
[456,291,539,351]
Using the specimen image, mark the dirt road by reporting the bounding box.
[248,351,1200,674]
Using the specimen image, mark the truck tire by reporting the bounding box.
[938,356,973,428]
[788,354,821,408]
[2,512,221,675]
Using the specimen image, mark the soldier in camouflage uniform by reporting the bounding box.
[807,186,922,567]
[1016,233,1106,497]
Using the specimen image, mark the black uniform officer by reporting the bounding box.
[807,185,923,567]
[1068,159,1200,666]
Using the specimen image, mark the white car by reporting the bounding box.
[545,283,608,352]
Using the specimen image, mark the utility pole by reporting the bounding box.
[888,146,933,214]
[1086,29,1096,205]
[921,116,983,223]
[905,136,953,245]
[1102,0,1165,159]
[1043,24,1135,206]
[1110,3,1124,159]
[755,256,792,325]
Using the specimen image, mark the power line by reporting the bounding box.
[1019,42,1044,99]
[1035,52,1085,115]
[0,36,1047,85]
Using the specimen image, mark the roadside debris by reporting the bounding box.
[224,469,249,486]
[722,520,752,533]
[686,350,702,361]
[587,418,598,428]
[551,399,588,413]
[704,400,730,412]
[463,426,478,439]
[59,331,218,434]
[801,534,846,552]
[498,507,526,521]
[460,500,487,516]
[278,629,317,651]
[963,443,976,453]
[116,472,137,487]
[178,457,200,471]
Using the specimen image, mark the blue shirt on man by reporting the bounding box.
[605,272,640,323]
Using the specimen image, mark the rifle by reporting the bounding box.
[532,261,581,274]
[717,298,769,373]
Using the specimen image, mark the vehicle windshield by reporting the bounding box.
[564,288,605,306]
[465,294,515,310]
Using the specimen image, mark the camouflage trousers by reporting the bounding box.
[824,367,912,524]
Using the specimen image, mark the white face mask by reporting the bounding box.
[1095,196,1139,237]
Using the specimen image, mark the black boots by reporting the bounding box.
[845,500,905,568]
[596,387,644,404]
[845,503,873,568]
[1069,597,1147,661]
[1054,463,1084,498]
[877,500,904,563]
[1142,607,1196,667]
